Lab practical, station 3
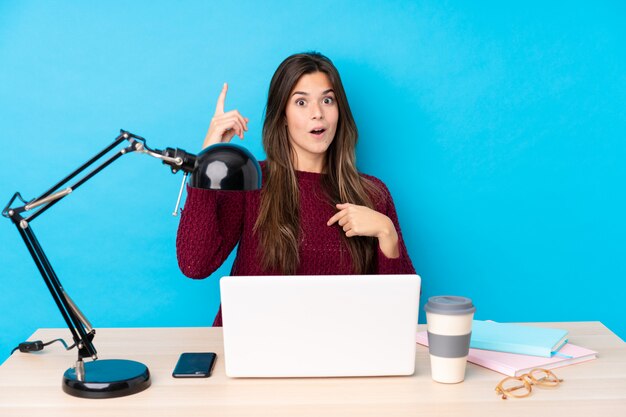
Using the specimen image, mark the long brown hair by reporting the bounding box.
[254,52,381,274]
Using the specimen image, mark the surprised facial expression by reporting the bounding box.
[285,71,339,166]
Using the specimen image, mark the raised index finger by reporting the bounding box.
[214,82,228,115]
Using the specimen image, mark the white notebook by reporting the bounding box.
[220,274,421,378]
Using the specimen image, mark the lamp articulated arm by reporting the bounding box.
[1,130,197,363]
[2,129,261,398]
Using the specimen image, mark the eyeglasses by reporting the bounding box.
[495,368,563,400]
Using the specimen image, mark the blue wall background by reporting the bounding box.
[1,1,624,363]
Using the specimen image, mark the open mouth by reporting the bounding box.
[310,128,326,135]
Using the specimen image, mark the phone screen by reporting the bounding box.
[172,352,217,378]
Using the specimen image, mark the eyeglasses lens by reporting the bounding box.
[501,378,530,397]
[529,369,560,387]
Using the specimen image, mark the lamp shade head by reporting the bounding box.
[190,143,262,191]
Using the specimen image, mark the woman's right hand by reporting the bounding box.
[202,83,249,149]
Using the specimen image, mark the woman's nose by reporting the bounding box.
[310,102,323,119]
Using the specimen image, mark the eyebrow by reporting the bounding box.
[291,89,335,97]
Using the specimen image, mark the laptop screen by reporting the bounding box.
[220,274,421,377]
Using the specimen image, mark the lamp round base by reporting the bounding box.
[62,359,150,399]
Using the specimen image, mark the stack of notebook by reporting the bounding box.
[416,320,598,377]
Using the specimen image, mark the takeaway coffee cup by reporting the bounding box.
[424,296,476,383]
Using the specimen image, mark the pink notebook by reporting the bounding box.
[416,331,597,377]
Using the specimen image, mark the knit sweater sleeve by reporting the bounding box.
[176,185,244,279]
[371,179,416,275]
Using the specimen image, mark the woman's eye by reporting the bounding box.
[296,99,306,106]
[323,97,334,104]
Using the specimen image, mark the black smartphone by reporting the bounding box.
[172,352,217,378]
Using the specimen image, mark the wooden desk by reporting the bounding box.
[0,322,624,417]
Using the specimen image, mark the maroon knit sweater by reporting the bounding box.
[176,163,416,326]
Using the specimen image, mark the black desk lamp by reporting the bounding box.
[2,130,261,399]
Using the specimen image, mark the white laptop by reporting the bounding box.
[219,274,421,377]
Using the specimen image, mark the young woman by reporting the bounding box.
[176,52,415,326]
